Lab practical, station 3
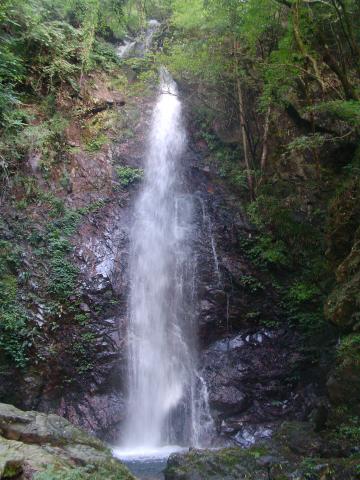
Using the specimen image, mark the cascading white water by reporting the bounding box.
[121,69,213,452]
[117,19,160,59]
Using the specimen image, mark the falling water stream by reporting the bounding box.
[113,69,214,478]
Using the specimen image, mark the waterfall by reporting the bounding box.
[121,69,213,451]
[199,198,221,285]
[117,19,160,59]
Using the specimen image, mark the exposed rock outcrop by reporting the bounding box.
[165,421,359,480]
[0,402,134,479]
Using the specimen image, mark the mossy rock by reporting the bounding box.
[0,403,135,479]
[326,178,360,265]
[326,334,360,407]
[0,403,103,449]
[164,422,360,480]
[325,234,360,331]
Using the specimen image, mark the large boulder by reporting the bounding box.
[0,403,134,479]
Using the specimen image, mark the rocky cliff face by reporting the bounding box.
[0,71,330,447]
[0,72,154,441]
[183,150,329,446]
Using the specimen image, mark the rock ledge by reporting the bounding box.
[0,403,134,479]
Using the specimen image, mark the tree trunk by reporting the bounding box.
[234,40,254,200]
[292,1,325,93]
[260,105,271,172]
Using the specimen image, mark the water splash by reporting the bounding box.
[198,198,221,285]
[122,69,214,450]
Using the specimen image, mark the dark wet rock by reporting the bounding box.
[209,386,247,414]
[325,234,360,330]
[233,424,273,447]
[165,421,360,480]
[326,363,360,407]
[198,324,322,443]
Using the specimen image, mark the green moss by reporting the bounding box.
[48,257,79,299]
[3,461,23,478]
[0,241,31,367]
[34,461,135,480]
[337,334,360,367]
[239,274,264,293]
[85,133,108,152]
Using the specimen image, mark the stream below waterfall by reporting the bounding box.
[114,446,186,479]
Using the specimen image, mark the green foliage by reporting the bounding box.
[0,110,69,182]
[0,196,99,367]
[287,134,327,154]
[90,39,121,71]
[241,190,329,336]
[171,0,206,32]
[44,207,85,299]
[337,415,360,443]
[249,234,289,268]
[37,191,66,217]
[71,335,95,374]
[311,100,360,128]
[20,114,68,173]
[211,146,249,190]
[74,313,90,325]
[0,240,31,367]
[239,275,264,293]
[116,165,143,186]
[48,256,78,299]
[337,334,360,367]
[85,133,108,152]
[0,0,124,130]
[287,282,321,305]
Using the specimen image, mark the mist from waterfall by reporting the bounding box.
[122,69,214,451]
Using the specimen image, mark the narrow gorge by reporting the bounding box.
[0,1,359,480]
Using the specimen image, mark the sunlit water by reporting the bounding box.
[115,70,214,476]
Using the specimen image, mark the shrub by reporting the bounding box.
[85,134,108,152]
[48,257,79,299]
[116,165,143,186]
[337,334,360,367]
[0,241,31,366]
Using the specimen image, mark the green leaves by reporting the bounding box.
[310,101,360,128]
[0,241,31,367]
[116,165,144,186]
[48,257,79,299]
[0,0,124,129]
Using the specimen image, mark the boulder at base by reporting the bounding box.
[164,421,360,480]
[0,403,134,479]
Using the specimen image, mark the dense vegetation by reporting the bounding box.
[160,0,360,454]
[159,0,360,370]
[0,0,359,475]
[0,0,126,375]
